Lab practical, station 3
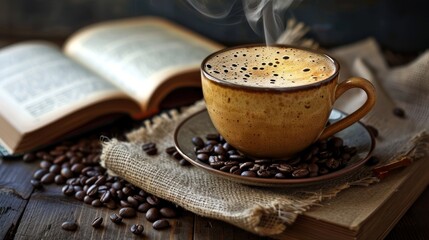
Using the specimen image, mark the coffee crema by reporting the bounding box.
[204,46,336,88]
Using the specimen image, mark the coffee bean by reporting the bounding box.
[54,175,66,185]
[84,176,96,186]
[74,190,86,201]
[62,185,75,196]
[71,163,85,173]
[119,207,136,218]
[178,159,189,166]
[146,207,162,222]
[61,221,78,231]
[241,170,257,177]
[127,196,139,208]
[197,153,209,162]
[277,163,293,173]
[91,199,102,207]
[205,133,219,141]
[257,169,273,178]
[145,195,159,206]
[49,164,61,174]
[219,165,232,172]
[41,172,56,184]
[120,186,132,196]
[40,161,52,170]
[104,200,117,210]
[160,207,177,218]
[308,163,319,173]
[229,154,245,161]
[254,159,273,164]
[60,168,73,179]
[274,172,287,179]
[33,169,48,180]
[130,224,144,235]
[165,146,176,155]
[116,190,126,200]
[53,155,67,164]
[138,202,152,213]
[100,191,111,203]
[84,195,94,204]
[153,219,170,230]
[192,137,205,147]
[292,168,309,178]
[23,153,36,162]
[393,107,406,118]
[329,137,343,148]
[98,185,108,194]
[132,194,145,203]
[94,176,106,186]
[325,158,340,169]
[120,200,133,208]
[110,213,123,224]
[86,185,98,197]
[214,145,226,155]
[91,217,103,228]
[145,147,158,155]
[30,179,43,189]
[231,168,242,175]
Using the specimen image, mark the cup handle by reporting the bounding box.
[319,77,376,140]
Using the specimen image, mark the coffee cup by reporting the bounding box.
[201,44,376,158]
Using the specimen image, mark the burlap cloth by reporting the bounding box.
[100,38,429,236]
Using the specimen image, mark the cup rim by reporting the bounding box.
[201,44,340,92]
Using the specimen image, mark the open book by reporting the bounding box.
[0,17,222,154]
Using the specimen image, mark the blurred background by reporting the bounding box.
[0,0,428,64]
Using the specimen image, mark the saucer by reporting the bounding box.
[174,109,375,187]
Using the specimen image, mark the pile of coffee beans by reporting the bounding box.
[192,133,358,179]
[26,137,180,234]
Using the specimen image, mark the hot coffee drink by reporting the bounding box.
[204,46,336,88]
[201,44,375,158]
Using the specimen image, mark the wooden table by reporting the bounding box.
[1,119,428,240]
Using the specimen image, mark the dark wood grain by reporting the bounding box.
[0,193,27,239]
[0,159,39,199]
[1,149,429,240]
[0,158,39,239]
[193,215,271,240]
[14,184,194,240]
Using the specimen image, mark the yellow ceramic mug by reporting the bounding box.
[201,44,376,158]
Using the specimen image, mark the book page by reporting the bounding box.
[64,17,222,109]
[0,42,125,132]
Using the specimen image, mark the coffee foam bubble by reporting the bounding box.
[204,46,336,87]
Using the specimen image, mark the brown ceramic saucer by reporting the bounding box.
[174,109,375,187]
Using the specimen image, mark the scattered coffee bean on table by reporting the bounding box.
[152,219,170,230]
[191,133,358,179]
[130,224,144,235]
[110,213,123,224]
[61,221,78,231]
[28,136,183,233]
[393,107,406,118]
[142,142,158,155]
[91,217,103,228]
[119,207,137,218]
[30,179,43,189]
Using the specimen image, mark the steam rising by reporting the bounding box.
[185,0,238,19]
[186,0,300,45]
